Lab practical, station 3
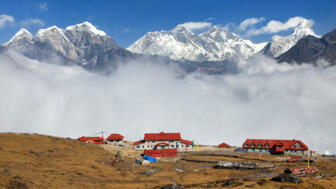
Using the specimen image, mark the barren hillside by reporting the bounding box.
[0,133,335,189]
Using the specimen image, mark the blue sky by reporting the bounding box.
[0,0,335,48]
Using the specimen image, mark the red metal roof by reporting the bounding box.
[144,149,177,157]
[106,134,124,141]
[77,136,105,144]
[133,140,144,145]
[144,132,181,141]
[242,139,308,150]
[78,136,104,142]
[180,139,192,145]
[218,142,231,148]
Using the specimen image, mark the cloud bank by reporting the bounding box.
[238,17,265,31]
[38,2,48,11]
[247,16,314,36]
[176,21,212,31]
[0,51,335,154]
[20,18,45,27]
[0,14,14,29]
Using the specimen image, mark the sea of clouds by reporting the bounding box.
[0,51,335,154]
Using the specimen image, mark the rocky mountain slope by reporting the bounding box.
[277,29,336,65]
[128,25,266,62]
[1,22,134,73]
[263,19,318,58]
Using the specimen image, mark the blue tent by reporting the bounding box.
[144,155,158,162]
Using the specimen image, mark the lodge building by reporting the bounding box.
[133,132,193,151]
[242,139,309,155]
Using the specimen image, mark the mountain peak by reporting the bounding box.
[263,20,319,58]
[15,28,32,36]
[66,21,106,36]
[292,20,318,37]
[207,25,228,32]
[3,28,32,46]
[171,25,194,34]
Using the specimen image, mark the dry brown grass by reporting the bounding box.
[0,133,335,189]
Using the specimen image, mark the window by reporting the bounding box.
[243,143,249,147]
[265,142,270,147]
[258,143,263,148]
[171,145,174,148]
[292,142,302,149]
[176,145,179,148]
[137,146,140,149]
[251,143,256,147]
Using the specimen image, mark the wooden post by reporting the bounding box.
[307,150,310,168]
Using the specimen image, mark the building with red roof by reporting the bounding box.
[218,142,231,148]
[242,139,308,155]
[77,136,105,144]
[106,134,124,141]
[106,133,125,145]
[133,132,193,151]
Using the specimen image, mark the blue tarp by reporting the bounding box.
[144,155,158,162]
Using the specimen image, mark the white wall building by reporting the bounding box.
[133,132,193,151]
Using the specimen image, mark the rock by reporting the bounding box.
[271,174,302,184]
[214,161,257,169]
[159,183,182,189]
[7,176,27,189]
[135,158,143,165]
[138,167,162,175]
[141,160,151,165]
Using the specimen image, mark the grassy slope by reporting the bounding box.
[0,133,335,189]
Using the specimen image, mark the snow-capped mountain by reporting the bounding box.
[277,28,336,65]
[127,25,267,62]
[1,22,133,73]
[263,20,319,58]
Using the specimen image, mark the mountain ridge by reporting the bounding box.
[127,25,267,62]
[263,19,318,58]
[1,22,134,74]
[277,29,336,65]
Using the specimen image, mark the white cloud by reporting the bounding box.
[238,17,265,31]
[247,16,314,36]
[205,17,215,21]
[38,2,48,11]
[123,27,136,32]
[176,21,212,31]
[20,18,45,27]
[0,14,15,29]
